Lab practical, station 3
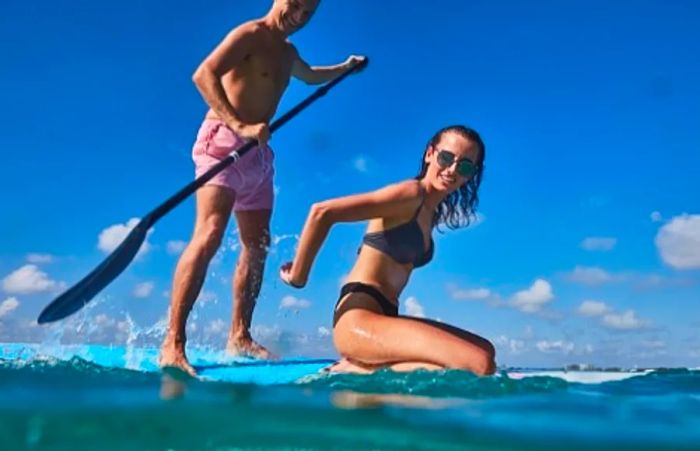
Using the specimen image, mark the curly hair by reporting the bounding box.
[415,125,486,230]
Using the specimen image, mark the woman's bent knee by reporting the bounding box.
[452,343,496,376]
[476,341,497,375]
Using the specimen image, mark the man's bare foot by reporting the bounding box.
[226,336,276,360]
[159,345,197,377]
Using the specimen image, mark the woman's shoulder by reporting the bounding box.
[364,179,424,215]
[382,179,424,199]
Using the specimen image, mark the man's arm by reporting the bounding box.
[192,23,262,135]
[291,50,366,85]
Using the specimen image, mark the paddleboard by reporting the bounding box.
[0,343,651,384]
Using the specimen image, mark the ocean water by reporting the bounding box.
[1,343,699,450]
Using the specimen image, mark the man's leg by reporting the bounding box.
[226,209,273,358]
[160,185,235,374]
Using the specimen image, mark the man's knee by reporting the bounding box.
[191,217,227,258]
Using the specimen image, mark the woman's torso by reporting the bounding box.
[345,193,434,303]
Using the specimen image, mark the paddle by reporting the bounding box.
[37,58,369,324]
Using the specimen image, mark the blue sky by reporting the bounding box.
[1,0,699,368]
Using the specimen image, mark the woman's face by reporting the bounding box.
[424,132,481,193]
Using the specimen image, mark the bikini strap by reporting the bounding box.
[411,187,427,220]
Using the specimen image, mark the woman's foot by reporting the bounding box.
[325,358,443,374]
[325,358,376,374]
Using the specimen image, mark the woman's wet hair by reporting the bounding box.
[415,125,485,230]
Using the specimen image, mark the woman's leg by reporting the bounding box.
[332,293,496,376]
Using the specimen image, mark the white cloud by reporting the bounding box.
[317,326,331,337]
[565,266,616,286]
[94,314,116,328]
[650,211,663,222]
[97,218,153,258]
[2,265,58,294]
[655,214,700,269]
[577,300,611,317]
[511,279,554,313]
[132,282,154,298]
[496,335,527,354]
[509,339,526,354]
[26,253,54,264]
[116,319,131,335]
[404,296,425,318]
[536,340,575,354]
[251,324,282,343]
[353,155,368,173]
[0,319,43,343]
[602,310,647,331]
[0,297,19,318]
[80,314,132,343]
[580,237,617,252]
[449,285,492,301]
[280,295,311,310]
[166,240,187,256]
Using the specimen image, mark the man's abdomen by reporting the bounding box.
[220,75,284,124]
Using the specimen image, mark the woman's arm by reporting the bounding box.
[281,180,422,287]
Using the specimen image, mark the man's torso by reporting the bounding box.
[205,21,297,124]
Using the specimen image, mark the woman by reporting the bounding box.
[280,125,496,376]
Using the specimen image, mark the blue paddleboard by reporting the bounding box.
[1,343,651,384]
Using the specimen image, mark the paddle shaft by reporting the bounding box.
[36,59,367,324]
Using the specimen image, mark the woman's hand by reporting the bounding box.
[280,262,305,288]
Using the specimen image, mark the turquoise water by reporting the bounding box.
[1,344,699,450]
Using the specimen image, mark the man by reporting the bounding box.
[159,0,366,375]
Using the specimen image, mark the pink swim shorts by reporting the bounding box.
[192,119,274,211]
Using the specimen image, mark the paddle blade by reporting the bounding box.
[37,218,151,324]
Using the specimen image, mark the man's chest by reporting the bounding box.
[245,45,294,87]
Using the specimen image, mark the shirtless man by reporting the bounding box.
[160,0,366,374]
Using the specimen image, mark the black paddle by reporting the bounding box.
[37,58,368,324]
